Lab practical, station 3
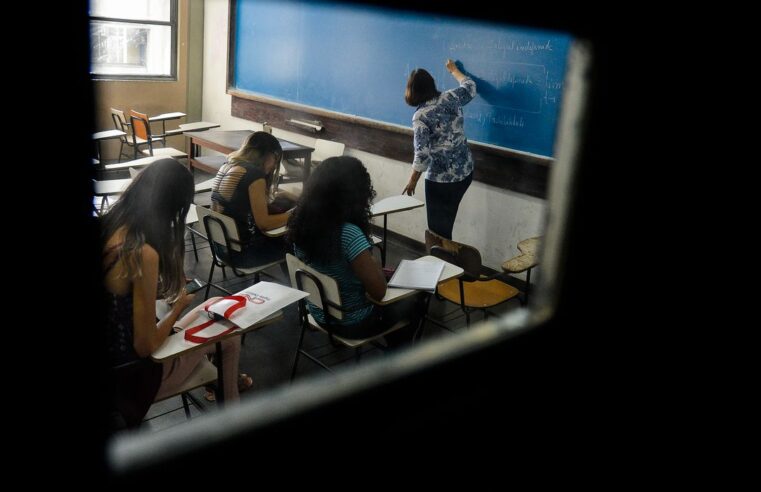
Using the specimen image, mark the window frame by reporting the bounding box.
[89,0,178,81]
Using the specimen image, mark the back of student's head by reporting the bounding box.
[228,131,282,168]
[405,68,440,106]
[286,156,376,263]
[100,158,193,299]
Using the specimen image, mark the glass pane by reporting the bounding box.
[90,0,170,22]
[90,21,172,76]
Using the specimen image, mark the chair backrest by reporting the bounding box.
[285,253,343,320]
[129,109,152,142]
[425,229,481,278]
[111,108,130,143]
[312,139,345,163]
[195,206,243,252]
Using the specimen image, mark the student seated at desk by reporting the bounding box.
[286,156,423,345]
[102,159,251,428]
[211,131,296,269]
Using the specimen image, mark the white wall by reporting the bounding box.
[202,0,546,275]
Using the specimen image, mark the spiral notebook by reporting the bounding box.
[387,259,446,292]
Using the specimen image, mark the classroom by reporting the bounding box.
[81,0,600,475]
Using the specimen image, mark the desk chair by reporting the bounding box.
[129,110,188,160]
[425,230,521,328]
[92,177,131,216]
[286,253,412,380]
[110,356,217,431]
[194,206,285,299]
[502,236,541,306]
[111,108,162,163]
[279,138,345,185]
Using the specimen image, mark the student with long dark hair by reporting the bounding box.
[403,59,476,239]
[102,159,250,427]
[211,131,296,268]
[287,156,422,343]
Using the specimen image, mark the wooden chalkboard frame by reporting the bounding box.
[226,0,551,199]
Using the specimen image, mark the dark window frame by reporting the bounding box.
[89,0,178,81]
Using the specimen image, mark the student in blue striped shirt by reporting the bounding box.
[287,156,423,344]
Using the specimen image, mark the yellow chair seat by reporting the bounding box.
[437,278,520,309]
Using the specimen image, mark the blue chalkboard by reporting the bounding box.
[233,0,571,157]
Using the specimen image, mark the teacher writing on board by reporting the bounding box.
[403,58,476,239]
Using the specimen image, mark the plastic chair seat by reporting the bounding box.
[305,313,408,348]
[437,277,520,309]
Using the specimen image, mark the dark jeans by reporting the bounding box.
[318,293,427,347]
[220,236,286,269]
[425,173,473,239]
[218,236,289,279]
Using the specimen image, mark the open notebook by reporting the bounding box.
[387,259,446,292]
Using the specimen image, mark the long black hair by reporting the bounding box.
[286,156,376,263]
[100,158,194,302]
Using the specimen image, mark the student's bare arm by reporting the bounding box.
[249,178,290,230]
[350,249,387,302]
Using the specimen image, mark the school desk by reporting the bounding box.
[93,129,126,163]
[184,130,314,178]
[370,195,425,266]
[151,310,283,405]
[148,111,186,142]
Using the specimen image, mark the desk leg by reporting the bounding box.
[186,138,196,174]
[303,154,312,182]
[215,340,225,407]
[187,225,199,262]
[382,215,388,267]
[415,292,434,341]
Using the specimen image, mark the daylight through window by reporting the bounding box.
[89,0,176,79]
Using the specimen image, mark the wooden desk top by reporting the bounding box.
[184,130,313,154]
[178,121,221,132]
[371,195,425,216]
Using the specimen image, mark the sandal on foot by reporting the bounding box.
[238,373,253,393]
[203,374,252,401]
[203,383,216,402]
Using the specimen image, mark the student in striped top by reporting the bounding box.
[211,131,297,269]
[287,156,423,344]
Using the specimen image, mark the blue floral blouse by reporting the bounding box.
[411,77,477,183]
